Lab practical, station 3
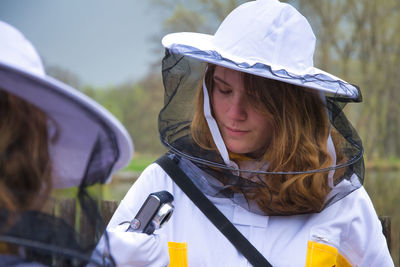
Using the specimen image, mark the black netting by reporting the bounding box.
[0,210,87,266]
[159,49,364,216]
[0,198,114,266]
[166,44,362,101]
[0,156,116,267]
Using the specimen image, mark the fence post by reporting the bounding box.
[101,200,119,225]
[58,198,76,228]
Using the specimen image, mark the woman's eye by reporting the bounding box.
[218,88,232,95]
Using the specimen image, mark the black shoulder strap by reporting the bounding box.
[155,155,273,267]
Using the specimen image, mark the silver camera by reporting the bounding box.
[127,191,174,234]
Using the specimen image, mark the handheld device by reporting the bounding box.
[127,190,174,235]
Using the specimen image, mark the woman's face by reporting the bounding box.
[212,66,273,157]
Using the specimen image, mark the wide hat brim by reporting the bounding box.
[162,32,360,101]
[0,61,133,188]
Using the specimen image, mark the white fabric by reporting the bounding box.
[161,0,359,99]
[103,163,394,267]
[202,79,238,169]
[93,224,169,267]
[0,21,45,77]
[0,21,133,188]
[326,133,336,188]
[212,0,314,74]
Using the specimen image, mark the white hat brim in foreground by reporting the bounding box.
[162,32,360,100]
[0,62,133,188]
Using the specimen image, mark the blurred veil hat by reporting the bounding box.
[162,0,360,100]
[0,20,133,188]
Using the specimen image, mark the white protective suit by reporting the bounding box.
[100,161,394,267]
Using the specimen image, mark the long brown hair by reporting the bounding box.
[191,65,339,214]
[0,90,52,213]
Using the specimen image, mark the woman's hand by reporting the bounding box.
[93,224,169,267]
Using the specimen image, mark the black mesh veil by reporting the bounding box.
[0,143,117,266]
[159,50,364,216]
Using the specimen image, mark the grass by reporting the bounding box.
[366,157,400,171]
[122,153,159,172]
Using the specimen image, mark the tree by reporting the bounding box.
[80,74,165,155]
[297,0,400,159]
[45,65,82,90]
[154,0,248,35]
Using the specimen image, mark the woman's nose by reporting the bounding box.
[227,96,248,121]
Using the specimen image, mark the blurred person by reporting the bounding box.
[0,21,133,266]
[96,0,394,266]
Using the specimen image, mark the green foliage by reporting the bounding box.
[295,0,400,159]
[80,72,166,155]
[153,0,248,34]
[123,154,159,172]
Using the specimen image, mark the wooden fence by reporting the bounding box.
[45,198,119,248]
[50,198,392,253]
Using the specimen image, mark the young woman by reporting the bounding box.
[100,0,394,266]
[0,21,133,266]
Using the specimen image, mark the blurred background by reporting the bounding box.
[1,0,399,264]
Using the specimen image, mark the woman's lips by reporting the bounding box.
[225,126,249,136]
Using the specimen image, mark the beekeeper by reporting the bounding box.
[98,0,394,266]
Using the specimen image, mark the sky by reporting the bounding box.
[0,0,165,87]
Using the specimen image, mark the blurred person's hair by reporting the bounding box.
[0,89,52,213]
